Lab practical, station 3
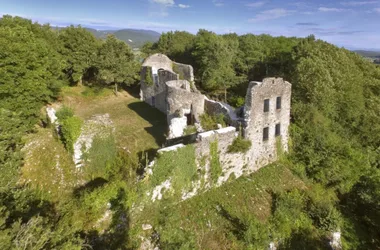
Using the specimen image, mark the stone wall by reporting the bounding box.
[172,62,194,82]
[195,127,249,184]
[166,80,205,139]
[204,98,241,127]
[140,66,178,113]
[142,53,173,71]
[166,80,205,120]
[243,77,292,168]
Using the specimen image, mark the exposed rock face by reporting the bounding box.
[151,179,171,201]
[330,231,342,250]
[46,107,58,124]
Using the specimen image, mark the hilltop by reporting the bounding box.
[85,28,161,48]
[53,26,161,48]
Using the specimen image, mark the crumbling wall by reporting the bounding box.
[195,127,250,185]
[166,80,204,120]
[140,54,196,116]
[172,62,194,82]
[166,80,205,139]
[140,66,178,113]
[142,53,173,71]
[204,98,241,127]
[243,77,291,168]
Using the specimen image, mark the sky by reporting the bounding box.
[1,0,380,50]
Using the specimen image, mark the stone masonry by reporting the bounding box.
[140,53,292,175]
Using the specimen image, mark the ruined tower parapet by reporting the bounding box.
[243,77,292,166]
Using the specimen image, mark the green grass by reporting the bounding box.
[200,113,226,131]
[61,85,167,154]
[149,145,198,195]
[227,136,252,153]
[22,85,167,200]
[131,163,306,249]
[21,127,79,201]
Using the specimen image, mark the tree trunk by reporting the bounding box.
[114,83,118,96]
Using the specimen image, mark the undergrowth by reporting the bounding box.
[150,145,198,197]
[200,113,226,131]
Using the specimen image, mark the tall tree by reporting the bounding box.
[192,30,239,100]
[97,35,139,92]
[58,25,100,84]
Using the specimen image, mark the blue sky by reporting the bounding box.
[1,0,380,50]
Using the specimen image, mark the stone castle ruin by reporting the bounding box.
[140,53,291,181]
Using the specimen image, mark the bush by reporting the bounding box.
[200,113,226,131]
[60,116,83,153]
[56,106,74,121]
[151,145,198,196]
[228,136,252,153]
[145,67,153,86]
[229,96,245,108]
[183,125,197,135]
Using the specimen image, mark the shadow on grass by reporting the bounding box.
[216,204,247,241]
[82,188,131,250]
[128,102,167,147]
[122,84,141,99]
[73,177,108,198]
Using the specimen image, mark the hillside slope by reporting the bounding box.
[85,28,161,48]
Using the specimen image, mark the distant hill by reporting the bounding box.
[85,28,161,48]
[354,50,380,58]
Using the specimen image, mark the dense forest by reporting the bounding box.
[1,15,380,249]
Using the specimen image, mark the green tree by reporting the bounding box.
[97,35,139,92]
[192,30,239,100]
[58,25,100,84]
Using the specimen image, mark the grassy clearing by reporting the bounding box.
[21,85,166,201]
[131,163,306,249]
[21,127,79,201]
[61,85,167,154]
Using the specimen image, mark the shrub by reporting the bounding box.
[200,113,226,131]
[228,136,252,153]
[60,116,83,153]
[229,96,245,108]
[183,125,197,135]
[145,67,153,86]
[56,106,74,121]
[151,145,198,196]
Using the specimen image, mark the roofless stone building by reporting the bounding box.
[140,53,291,177]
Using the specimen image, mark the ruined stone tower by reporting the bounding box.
[243,78,292,167]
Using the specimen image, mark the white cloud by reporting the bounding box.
[178,4,190,8]
[213,0,225,7]
[341,1,378,6]
[245,1,267,8]
[152,0,175,6]
[318,7,347,12]
[248,8,295,22]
